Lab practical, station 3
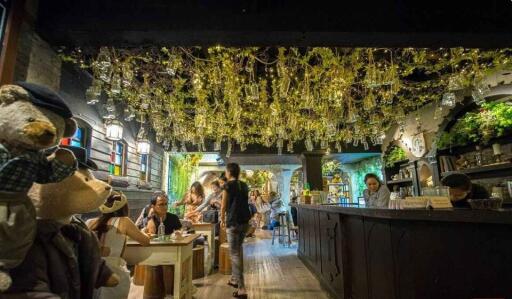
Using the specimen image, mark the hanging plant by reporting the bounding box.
[384,146,407,167]
[437,102,512,149]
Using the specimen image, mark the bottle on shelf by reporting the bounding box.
[158,217,166,240]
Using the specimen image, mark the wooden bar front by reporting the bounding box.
[293,204,512,299]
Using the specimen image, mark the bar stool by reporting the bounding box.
[271,212,291,246]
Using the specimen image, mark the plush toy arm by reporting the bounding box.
[35,149,77,184]
[95,259,119,288]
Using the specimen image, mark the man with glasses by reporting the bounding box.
[143,192,182,235]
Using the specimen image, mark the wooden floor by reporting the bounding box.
[128,229,330,299]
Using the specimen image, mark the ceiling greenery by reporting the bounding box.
[60,47,512,155]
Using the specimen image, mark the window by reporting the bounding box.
[140,153,150,181]
[110,141,126,176]
[60,119,92,156]
[61,127,86,147]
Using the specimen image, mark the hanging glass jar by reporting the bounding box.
[86,80,102,105]
[441,92,456,107]
[96,47,112,83]
[110,72,122,96]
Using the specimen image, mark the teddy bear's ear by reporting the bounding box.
[63,118,77,138]
[0,84,30,105]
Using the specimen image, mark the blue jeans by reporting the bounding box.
[226,223,249,288]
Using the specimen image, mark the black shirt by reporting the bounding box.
[151,212,182,235]
[225,180,251,227]
[452,183,490,208]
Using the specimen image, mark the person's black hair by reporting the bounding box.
[226,162,241,179]
[364,173,382,185]
[441,173,472,191]
[90,193,129,240]
[218,174,228,182]
[151,191,168,205]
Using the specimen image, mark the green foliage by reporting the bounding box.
[352,157,384,197]
[322,160,343,177]
[167,153,202,217]
[240,170,271,189]
[383,146,407,167]
[436,102,512,149]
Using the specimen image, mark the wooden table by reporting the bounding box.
[192,222,216,274]
[125,234,200,299]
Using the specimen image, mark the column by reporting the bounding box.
[301,152,324,191]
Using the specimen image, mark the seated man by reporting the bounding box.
[135,190,166,229]
[143,193,182,235]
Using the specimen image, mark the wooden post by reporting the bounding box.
[0,0,26,85]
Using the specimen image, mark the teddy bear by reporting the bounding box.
[0,82,78,290]
[4,146,119,299]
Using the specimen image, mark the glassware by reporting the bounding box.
[158,218,165,241]
[441,92,456,107]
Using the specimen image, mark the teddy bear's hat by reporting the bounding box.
[61,145,98,171]
[16,81,73,119]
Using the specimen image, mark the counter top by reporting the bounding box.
[291,203,512,224]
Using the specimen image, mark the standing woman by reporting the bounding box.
[221,163,250,298]
[363,173,391,208]
[174,181,205,223]
[88,191,151,299]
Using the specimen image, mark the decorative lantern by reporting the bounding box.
[136,126,151,154]
[136,139,151,155]
[105,119,124,141]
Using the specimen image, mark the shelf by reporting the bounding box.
[441,162,512,179]
[328,183,348,186]
[386,178,413,185]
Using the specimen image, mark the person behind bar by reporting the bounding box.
[221,162,250,298]
[441,172,490,208]
[363,173,390,208]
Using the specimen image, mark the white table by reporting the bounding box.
[192,223,216,274]
[124,234,199,299]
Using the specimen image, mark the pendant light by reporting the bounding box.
[105,119,124,141]
[136,126,151,155]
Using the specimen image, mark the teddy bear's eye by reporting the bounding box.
[27,117,36,122]
[84,177,90,182]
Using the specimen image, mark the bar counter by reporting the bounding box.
[293,204,512,299]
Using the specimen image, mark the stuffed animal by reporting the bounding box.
[0,82,78,291]
[5,146,119,299]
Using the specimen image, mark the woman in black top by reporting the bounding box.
[221,163,250,298]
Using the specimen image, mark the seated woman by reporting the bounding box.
[363,173,390,208]
[173,181,205,223]
[145,193,182,235]
[269,192,285,230]
[87,191,151,299]
[441,172,490,208]
[254,190,270,229]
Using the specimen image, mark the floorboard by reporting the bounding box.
[128,229,329,299]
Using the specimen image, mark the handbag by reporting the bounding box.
[202,210,219,223]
